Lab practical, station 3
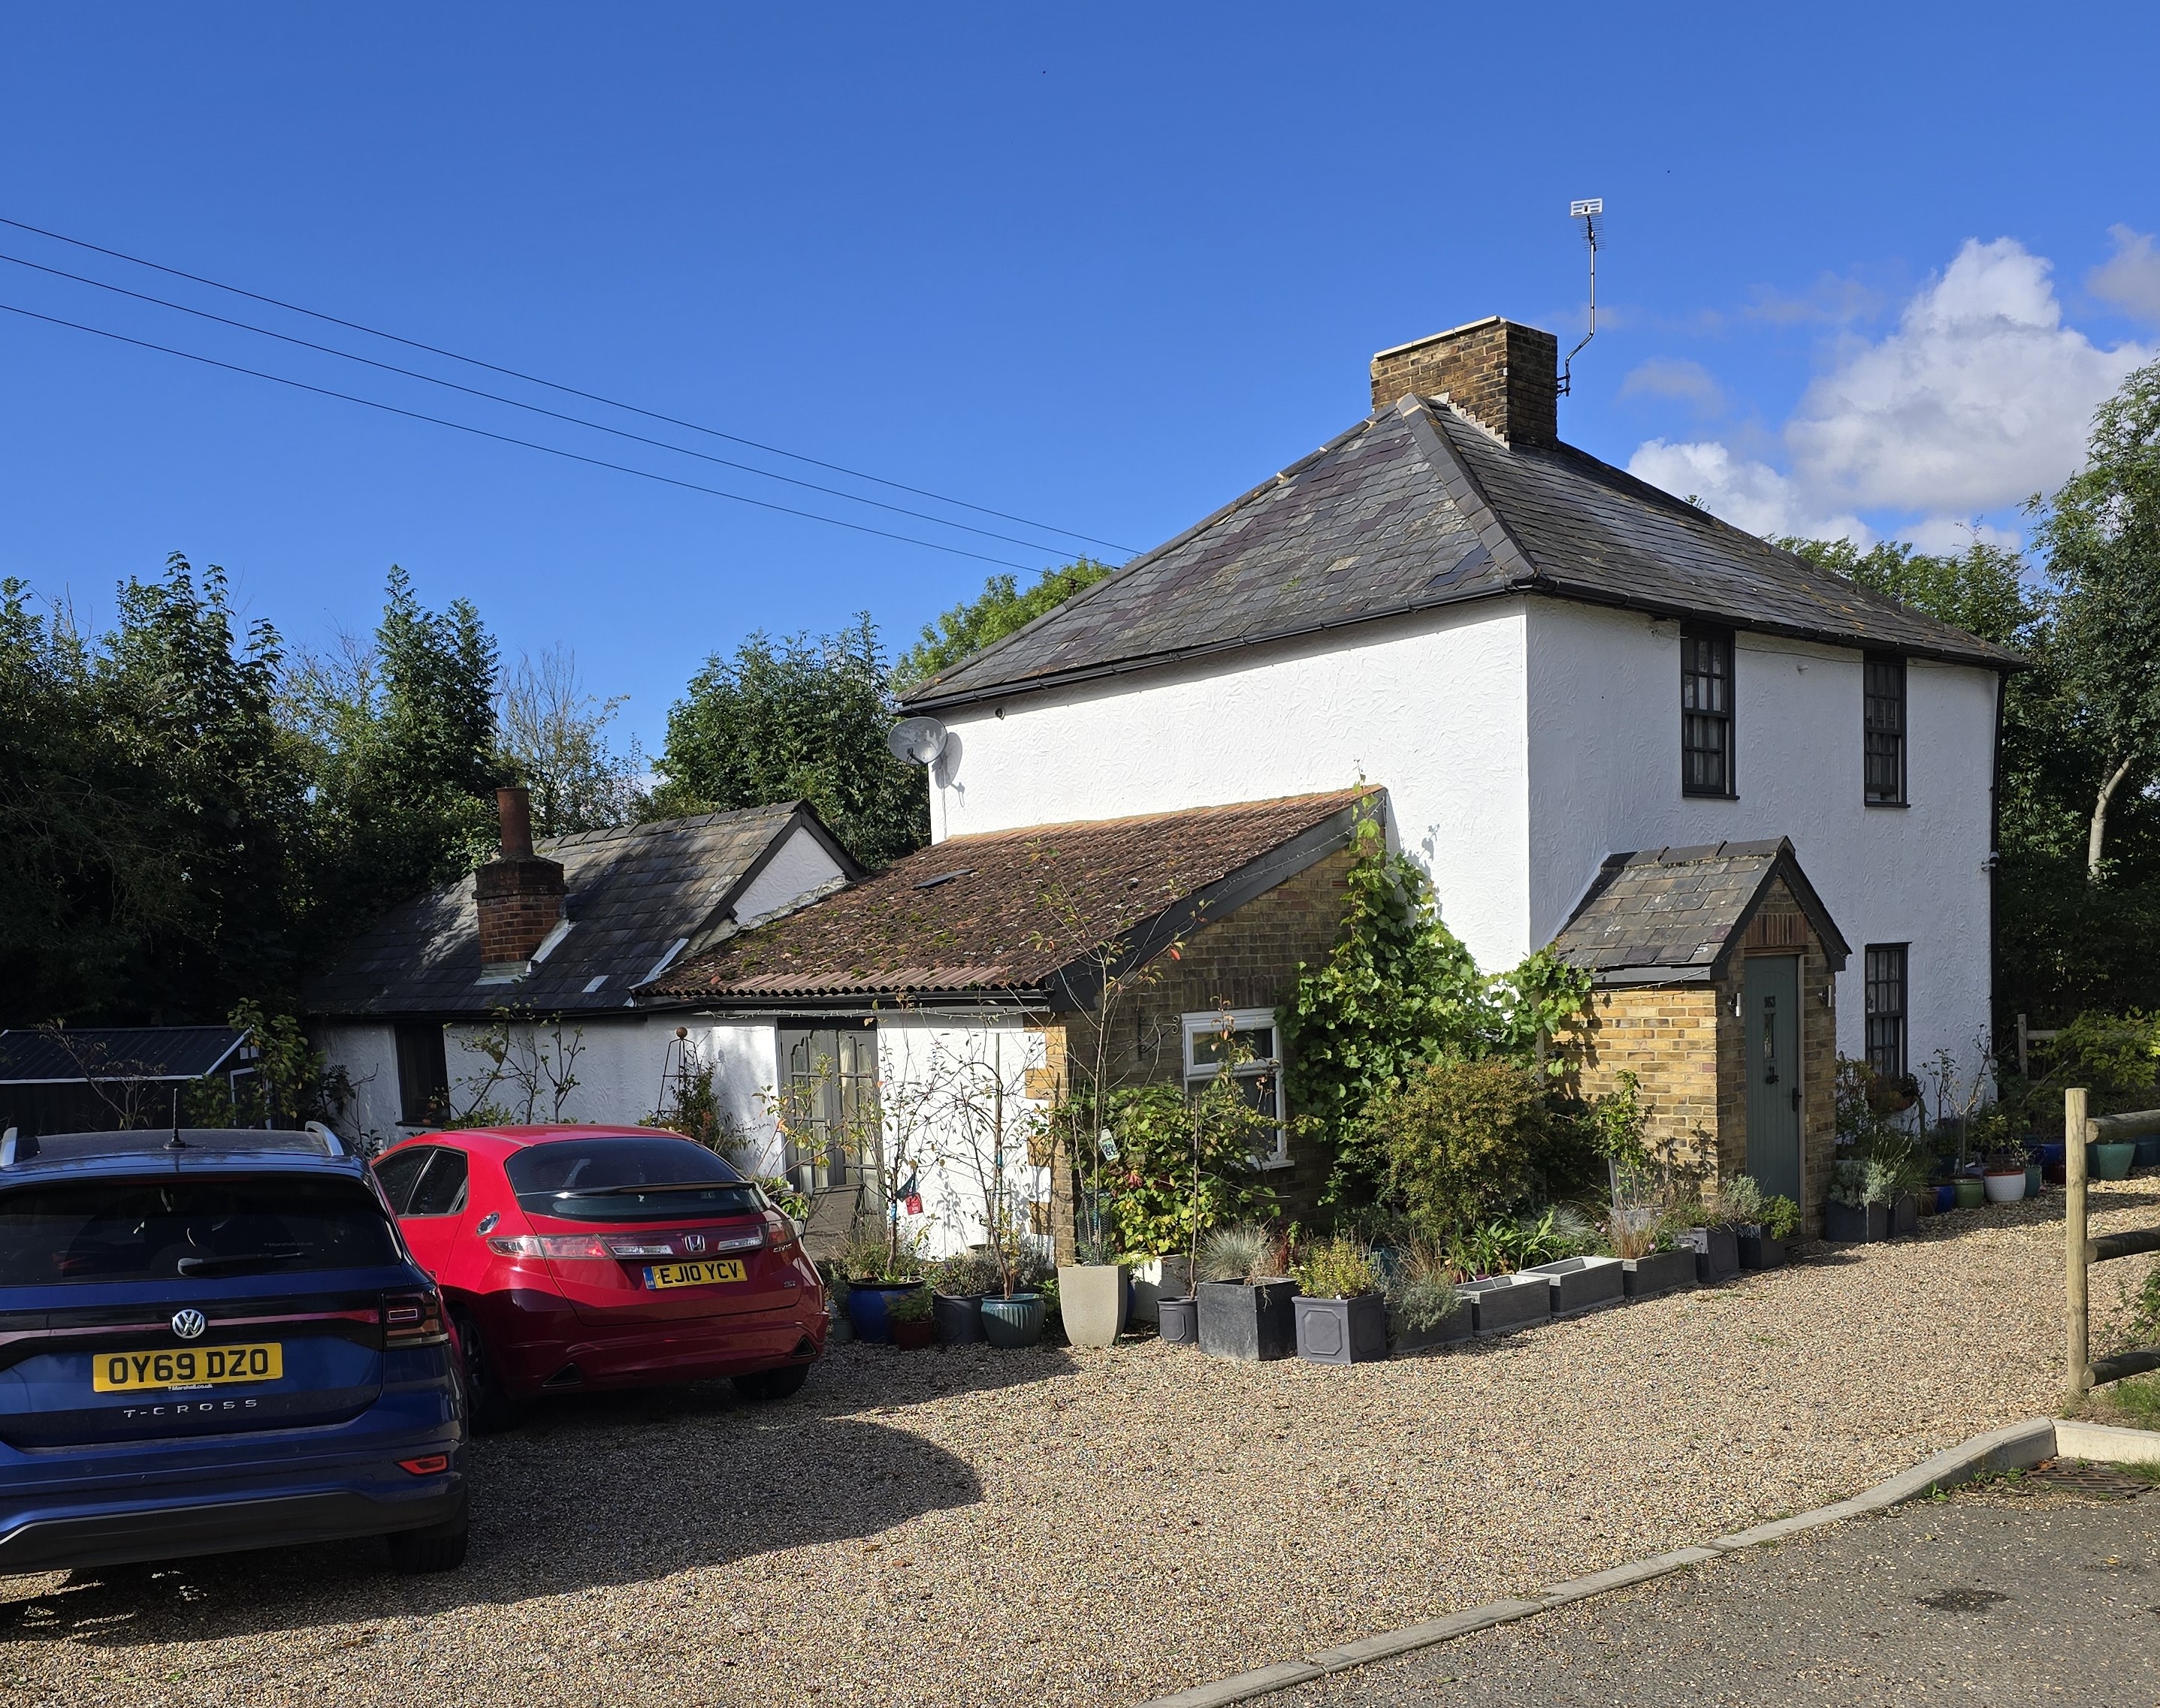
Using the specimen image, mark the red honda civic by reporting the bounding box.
[369,1127,824,1428]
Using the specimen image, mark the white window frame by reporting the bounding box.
[1181,1009,1291,1169]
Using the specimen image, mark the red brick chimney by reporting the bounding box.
[1370,317,1560,447]
[475,786,566,978]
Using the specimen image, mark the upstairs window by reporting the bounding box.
[1183,1009,1289,1168]
[1865,944,1908,1082]
[1864,653,1907,804]
[1681,624,1735,797]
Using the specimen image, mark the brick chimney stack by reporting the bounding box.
[475,786,566,978]
[1369,317,1560,447]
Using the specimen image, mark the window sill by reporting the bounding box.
[1259,1155,1294,1172]
[1681,789,1739,801]
[1865,798,1911,810]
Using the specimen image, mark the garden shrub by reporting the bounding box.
[1373,1055,1552,1240]
[1104,1080,1278,1261]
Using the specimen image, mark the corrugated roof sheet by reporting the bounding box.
[0,1027,251,1083]
[650,789,1371,1004]
[903,396,2018,710]
[303,804,831,1018]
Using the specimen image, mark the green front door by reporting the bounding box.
[1744,954,1802,1204]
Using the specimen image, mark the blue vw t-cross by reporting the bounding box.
[0,1126,467,1574]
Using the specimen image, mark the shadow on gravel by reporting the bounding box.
[0,1341,1074,1649]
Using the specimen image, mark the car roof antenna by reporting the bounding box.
[168,1088,187,1148]
[1559,198,1602,397]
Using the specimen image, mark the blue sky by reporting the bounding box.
[2,5,2155,755]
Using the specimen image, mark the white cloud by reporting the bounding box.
[1905,515,2023,555]
[1786,237,2151,514]
[1619,358,1726,414]
[2091,225,2160,323]
[1626,439,1871,545]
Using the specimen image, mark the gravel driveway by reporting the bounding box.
[5,1181,2155,1708]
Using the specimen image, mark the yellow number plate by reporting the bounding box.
[93,1343,284,1393]
[643,1259,747,1290]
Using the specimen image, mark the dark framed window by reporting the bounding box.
[394,1024,449,1126]
[1681,624,1735,797]
[1864,944,1908,1082]
[1864,653,1907,804]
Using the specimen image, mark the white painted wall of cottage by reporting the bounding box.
[733,825,849,925]
[926,599,1534,972]
[1523,600,1998,1094]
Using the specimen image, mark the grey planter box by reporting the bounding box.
[1197,1279,1297,1361]
[1734,1226,1785,1270]
[932,1292,983,1344]
[1621,1248,1697,1298]
[1458,1274,1551,1337]
[1129,1257,1193,1326]
[1680,1224,1740,1284]
[1520,1255,1626,1316]
[1157,1295,1199,1345]
[1890,1193,1919,1236]
[1294,1292,1388,1365]
[1389,1299,1473,1354]
[1823,1200,1892,1242]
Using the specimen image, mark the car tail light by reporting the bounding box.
[382,1289,450,1347]
[763,1210,798,1251]
[398,1454,450,1476]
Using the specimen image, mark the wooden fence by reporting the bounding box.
[2063,1085,2160,1391]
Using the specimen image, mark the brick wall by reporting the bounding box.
[1369,318,1560,447]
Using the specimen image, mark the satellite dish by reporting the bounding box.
[887,716,949,766]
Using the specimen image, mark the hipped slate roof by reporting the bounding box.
[0,1027,252,1084]
[304,804,856,1019]
[902,395,2020,711]
[648,789,1373,1009]
[1548,838,1850,986]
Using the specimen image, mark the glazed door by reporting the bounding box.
[1744,954,1802,1203]
[777,1024,880,1196]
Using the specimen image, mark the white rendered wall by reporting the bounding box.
[313,1023,402,1150]
[733,825,848,925]
[927,601,1533,972]
[1524,599,1999,1097]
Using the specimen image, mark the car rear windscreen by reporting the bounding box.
[0,1175,401,1286]
[506,1138,763,1222]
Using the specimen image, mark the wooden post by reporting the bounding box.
[2017,1012,2030,1079]
[2066,1085,2090,1394]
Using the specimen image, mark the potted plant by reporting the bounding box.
[840,1221,926,1343]
[1195,1224,1297,1360]
[887,1284,935,1350]
[1824,1157,1892,1242]
[928,1250,993,1344]
[1983,1148,2029,1204]
[1736,1193,1800,1269]
[1385,1242,1472,1353]
[1056,1109,1129,1348]
[1952,1171,1986,1209]
[1606,1180,1694,1299]
[1291,1236,1387,1364]
[2090,1138,2138,1181]
[1667,1192,1739,1284]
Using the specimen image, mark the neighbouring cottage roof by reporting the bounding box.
[304,804,859,1020]
[1548,838,1850,986]
[0,1027,253,1085]
[901,395,2020,711]
[647,789,1373,1009]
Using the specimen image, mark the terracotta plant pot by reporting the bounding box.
[890,1318,935,1350]
[1983,1168,2026,1205]
[1056,1263,1130,1347]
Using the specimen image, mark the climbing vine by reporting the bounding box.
[1277,810,1591,1212]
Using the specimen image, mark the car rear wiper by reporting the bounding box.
[176,1246,304,1276]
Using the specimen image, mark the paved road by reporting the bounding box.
[1276,1473,2160,1708]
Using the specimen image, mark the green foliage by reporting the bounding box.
[1198,1221,1281,1284]
[1103,1080,1279,1261]
[886,1284,934,1324]
[181,1000,353,1130]
[1373,1055,1554,1241]
[894,559,1115,687]
[1385,1243,1462,1332]
[927,1248,1001,1297]
[1279,811,1592,1210]
[1293,1236,1378,1299]
[1763,1195,1802,1241]
[1444,1206,1597,1278]
[1829,1157,1893,1209]
[653,616,926,868]
[1714,1173,1765,1227]
[2049,1009,2160,1103]
[498,645,646,834]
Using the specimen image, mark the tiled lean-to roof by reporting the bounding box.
[304,804,857,1019]
[647,789,1373,1009]
[902,395,2020,711]
[1548,838,1850,986]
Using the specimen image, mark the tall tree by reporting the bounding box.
[893,559,1115,688]
[499,644,648,834]
[2032,359,2160,882]
[654,615,925,867]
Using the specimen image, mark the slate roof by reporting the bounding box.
[0,1027,252,1084]
[304,804,856,1019]
[1548,838,1850,986]
[902,395,2020,711]
[648,789,1373,1009]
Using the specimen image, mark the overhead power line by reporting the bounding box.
[0,212,1137,557]
[0,247,1079,560]
[0,299,1039,572]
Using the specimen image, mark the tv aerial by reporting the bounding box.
[887,716,949,767]
[1560,198,1602,397]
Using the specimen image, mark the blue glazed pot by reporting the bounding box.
[979,1292,1046,1348]
[846,1282,922,1344]
[1935,1183,1956,1213]
[2135,1137,2160,1169]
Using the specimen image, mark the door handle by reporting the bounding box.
[1790,1088,1802,1112]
